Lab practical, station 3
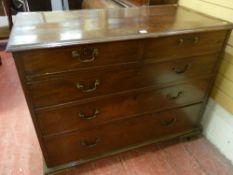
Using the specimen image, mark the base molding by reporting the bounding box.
[202,98,233,164]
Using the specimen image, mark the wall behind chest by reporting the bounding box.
[179,0,233,164]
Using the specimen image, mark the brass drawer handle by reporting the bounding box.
[178,37,199,46]
[79,109,100,120]
[161,118,177,126]
[167,91,183,100]
[81,138,101,148]
[72,48,99,63]
[173,64,191,74]
[76,79,100,93]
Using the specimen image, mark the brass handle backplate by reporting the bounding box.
[72,48,99,63]
[81,138,101,148]
[79,109,100,120]
[161,118,177,126]
[167,91,183,100]
[76,79,100,93]
[178,37,199,46]
[173,64,191,74]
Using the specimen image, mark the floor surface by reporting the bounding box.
[0,51,233,175]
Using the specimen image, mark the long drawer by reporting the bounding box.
[19,40,141,77]
[44,104,202,166]
[143,30,227,60]
[29,54,217,107]
[37,79,209,136]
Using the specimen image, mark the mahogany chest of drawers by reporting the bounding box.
[7,5,233,173]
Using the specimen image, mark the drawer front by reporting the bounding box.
[29,54,217,108]
[44,104,202,166]
[37,79,209,136]
[143,31,227,60]
[20,40,141,77]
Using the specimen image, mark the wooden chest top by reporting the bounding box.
[7,5,233,51]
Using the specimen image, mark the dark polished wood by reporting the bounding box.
[27,0,51,11]
[19,31,225,78]
[20,40,141,77]
[37,79,209,136]
[143,31,227,60]
[44,104,202,166]
[6,6,233,52]
[7,5,233,172]
[28,54,216,108]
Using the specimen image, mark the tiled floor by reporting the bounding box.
[0,51,233,175]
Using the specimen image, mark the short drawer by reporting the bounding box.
[29,54,217,108]
[44,104,202,167]
[37,79,209,136]
[143,30,227,60]
[20,40,141,77]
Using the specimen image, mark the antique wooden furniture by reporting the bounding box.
[7,5,233,173]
